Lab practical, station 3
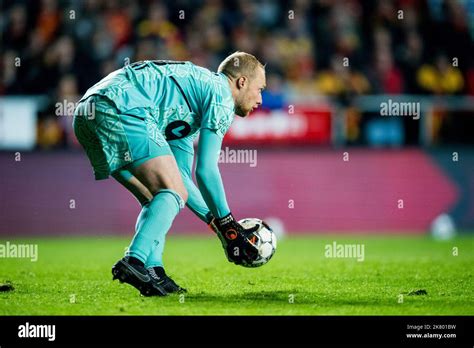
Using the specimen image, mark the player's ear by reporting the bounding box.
[237,76,247,89]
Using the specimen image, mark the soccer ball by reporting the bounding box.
[238,218,277,268]
[431,213,456,240]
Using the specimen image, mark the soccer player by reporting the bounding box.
[73,52,266,296]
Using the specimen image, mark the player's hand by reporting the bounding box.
[209,213,259,265]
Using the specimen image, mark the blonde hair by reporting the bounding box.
[217,51,265,79]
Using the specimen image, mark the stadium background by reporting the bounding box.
[1,0,473,236]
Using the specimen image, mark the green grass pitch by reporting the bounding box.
[0,235,472,315]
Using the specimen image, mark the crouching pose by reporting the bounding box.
[73,52,266,296]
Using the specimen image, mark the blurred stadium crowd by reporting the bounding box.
[1,0,474,149]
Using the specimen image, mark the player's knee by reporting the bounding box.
[149,184,187,204]
[168,179,188,203]
[177,187,188,204]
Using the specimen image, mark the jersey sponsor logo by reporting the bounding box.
[165,120,191,140]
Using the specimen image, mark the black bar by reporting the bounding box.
[0,316,472,346]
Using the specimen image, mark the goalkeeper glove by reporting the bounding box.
[209,213,259,265]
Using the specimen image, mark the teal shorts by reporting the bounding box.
[73,95,172,180]
[112,140,170,182]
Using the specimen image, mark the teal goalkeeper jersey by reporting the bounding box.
[77,60,233,218]
[79,60,235,140]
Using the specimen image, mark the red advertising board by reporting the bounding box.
[223,106,332,145]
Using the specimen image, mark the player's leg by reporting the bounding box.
[111,152,188,265]
[117,149,188,294]
[75,95,186,295]
[111,162,187,294]
[112,169,153,206]
[110,147,188,295]
[74,97,163,296]
[110,151,188,266]
[123,149,188,260]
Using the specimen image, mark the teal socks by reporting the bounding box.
[126,189,184,268]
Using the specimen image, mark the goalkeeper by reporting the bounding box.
[73,52,266,296]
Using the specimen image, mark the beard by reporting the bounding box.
[234,104,250,117]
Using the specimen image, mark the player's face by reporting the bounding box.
[235,67,266,117]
